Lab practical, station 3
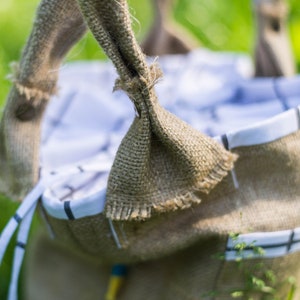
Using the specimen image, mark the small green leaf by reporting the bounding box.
[231,291,244,298]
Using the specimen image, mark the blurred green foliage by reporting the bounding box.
[0,0,299,299]
[1,0,300,106]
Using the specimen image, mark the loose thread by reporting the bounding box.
[108,218,122,249]
[7,62,57,102]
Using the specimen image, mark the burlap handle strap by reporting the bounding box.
[0,0,86,198]
[0,0,236,221]
[76,0,237,221]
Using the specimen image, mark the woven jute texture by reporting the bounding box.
[26,227,300,299]
[0,0,86,200]
[45,131,300,269]
[76,0,236,221]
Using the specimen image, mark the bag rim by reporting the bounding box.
[41,104,300,220]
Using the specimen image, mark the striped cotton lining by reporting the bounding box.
[42,105,300,220]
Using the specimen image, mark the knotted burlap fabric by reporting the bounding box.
[0,0,236,217]
[76,0,236,221]
[0,0,86,200]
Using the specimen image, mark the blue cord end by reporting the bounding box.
[111,264,127,277]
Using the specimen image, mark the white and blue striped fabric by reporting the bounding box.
[40,49,300,221]
[226,227,300,261]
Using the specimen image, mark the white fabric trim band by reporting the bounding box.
[7,204,37,300]
[0,181,46,264]
[42,188,106,220]
[215,106,300,149]
[42,106,300,221]
[41,160,111,220]
[225,227,300,261]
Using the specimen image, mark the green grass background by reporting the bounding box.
[0,0,300,298]
[1,0,300,106]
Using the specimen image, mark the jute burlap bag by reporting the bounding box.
[0,0,235,214]
[1,0,300,299]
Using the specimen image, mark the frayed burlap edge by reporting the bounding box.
[7,62,57,103]
[106,152,238,221]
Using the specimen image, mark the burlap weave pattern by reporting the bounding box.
[0,0,86,200]
[76,0,236,220]
[44,130,300,263]
[40,130,300,299]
